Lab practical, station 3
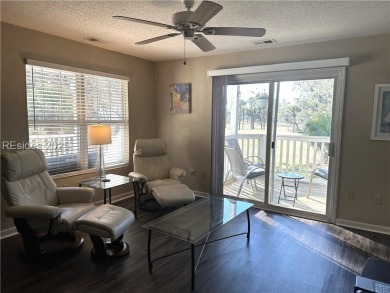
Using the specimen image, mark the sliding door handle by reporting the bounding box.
[328,142,335,157]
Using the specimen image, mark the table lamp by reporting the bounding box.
[88,124,111,182]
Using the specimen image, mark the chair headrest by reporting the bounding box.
[134,138,167,157]
[1,149,48,182]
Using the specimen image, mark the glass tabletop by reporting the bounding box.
[142,196,253,244]
[78,173,135,190]
[276,172,304,180]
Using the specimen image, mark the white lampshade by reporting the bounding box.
[88,124,112,145]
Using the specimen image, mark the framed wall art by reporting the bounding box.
[170,83,191,114]
[371,83,390,141]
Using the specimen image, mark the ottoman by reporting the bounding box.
[151,184,195,209]
[74,204,135,259]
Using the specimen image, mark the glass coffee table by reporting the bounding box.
[142,196,253,291]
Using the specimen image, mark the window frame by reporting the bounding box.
[25,60,130,179]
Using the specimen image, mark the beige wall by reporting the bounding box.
[1,21,389,233]
[1,23,157,232]
[155,34,390,228]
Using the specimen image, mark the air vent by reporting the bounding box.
[83,37,109,44]
[253,39,277,45]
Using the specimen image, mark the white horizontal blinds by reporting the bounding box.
[26,64,129,175]
[84,74,129,168]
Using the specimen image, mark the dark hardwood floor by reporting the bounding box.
[1,197,390,293]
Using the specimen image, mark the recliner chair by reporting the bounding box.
[129,138,194,210]
[1,149,95,259]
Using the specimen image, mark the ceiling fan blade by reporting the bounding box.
[191,34,216,52]
[188,1,223,26]
[136,33,182,45]
[203,27,266,37]
[113,16,178,30]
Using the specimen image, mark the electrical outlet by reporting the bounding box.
[346,191,354,200]
[189,168,196,176]
[374,194,383,205]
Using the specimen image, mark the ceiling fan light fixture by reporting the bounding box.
[184,30,195,39]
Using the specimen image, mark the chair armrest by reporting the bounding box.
[169,168,186,181]
[128,172,147,182]
[244,155,264,165]
[57,187,95,204]
[4,205,62,219]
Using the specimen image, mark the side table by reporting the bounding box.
[78,174,140,218]
[276,172,304,206]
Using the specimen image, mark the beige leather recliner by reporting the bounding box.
[1,149,95,259]
[129,138,194,210]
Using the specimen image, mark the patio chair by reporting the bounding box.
[307,167,328,198]
[224,145,265,197]
[225,137,264,169]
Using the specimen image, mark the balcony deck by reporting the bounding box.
[223,175,327,215]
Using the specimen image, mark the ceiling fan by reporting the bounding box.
[113,0,266,53]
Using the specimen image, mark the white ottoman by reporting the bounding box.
[151,184,195,209]
[75,204,135,259]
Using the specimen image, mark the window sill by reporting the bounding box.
[51,163,129,180]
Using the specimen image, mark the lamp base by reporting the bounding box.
[95,146,110,182]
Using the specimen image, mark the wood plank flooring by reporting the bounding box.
[1,197,389,293]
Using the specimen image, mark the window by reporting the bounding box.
[26,61,129,176]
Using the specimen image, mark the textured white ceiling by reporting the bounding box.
[1,1,390,62]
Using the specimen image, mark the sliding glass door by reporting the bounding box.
[214,65,346,222]
[269,79,333,216]
[223,83,270,203]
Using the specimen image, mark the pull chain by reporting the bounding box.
[183,38,186,65]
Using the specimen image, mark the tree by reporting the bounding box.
[304,113,331,136]
[246,97,260,129]
[244,89,268,129]
[293,79,333,130]
[278,79,333,135]
[280,104,301,133]
[238,99,246,129]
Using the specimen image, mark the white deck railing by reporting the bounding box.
[225,134,330,179]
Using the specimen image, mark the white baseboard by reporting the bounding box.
[336,218,390,235]
[0,192,134,240]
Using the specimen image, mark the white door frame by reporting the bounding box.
[210,59,348,223]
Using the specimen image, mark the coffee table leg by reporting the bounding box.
[109,188,112,204]
[148,230,153,273]
[246,209,251,242]
[191,243,195,291]
[103,190,107,204]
